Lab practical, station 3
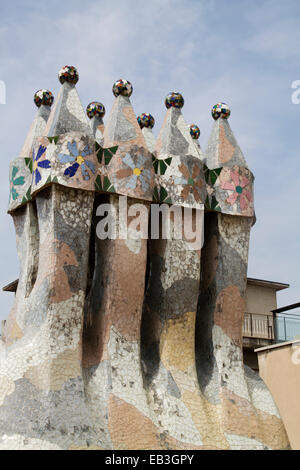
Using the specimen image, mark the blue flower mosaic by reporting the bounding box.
[58,141,95,180]
[32,145,51,185]
[116,153,151,193]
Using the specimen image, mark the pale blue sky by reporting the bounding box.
[0,0,299,320]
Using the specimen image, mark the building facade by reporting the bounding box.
[243,278,289,370]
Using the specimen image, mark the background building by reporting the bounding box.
[256,339,300,450]
[243,278,289,370]
[242,280,300,449]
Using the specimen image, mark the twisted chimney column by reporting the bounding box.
[0,67,99,449]
[82,79,156,449]
[196,102,289,449]
[4,91,53,344]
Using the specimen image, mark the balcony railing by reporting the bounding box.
[243,313,274,340]
[275,314,300,342]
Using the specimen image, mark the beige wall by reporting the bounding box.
[246,284,277,315]
[257,341,300,450]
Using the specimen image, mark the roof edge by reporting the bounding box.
[2,279,18,292]
[247,277,289,291]
[255,338,300,353]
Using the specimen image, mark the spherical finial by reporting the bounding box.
[58,65,79,85]
[189,124,200,140]
[86,101,106,119]
[211,102,231,120]
[34,89,54,108]
[112,79,133,97]
[137,113,155,129]
[165,92,184,109]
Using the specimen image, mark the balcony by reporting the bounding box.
[243,303,300,349]
[243,312,274,341]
